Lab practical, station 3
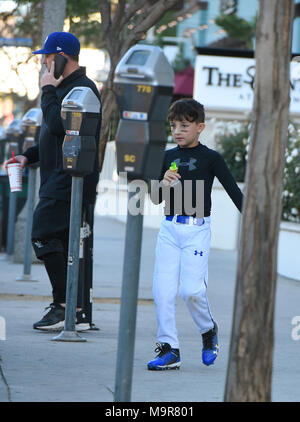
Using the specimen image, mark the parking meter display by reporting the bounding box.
[114,45,174,180]
[126,50,150,66]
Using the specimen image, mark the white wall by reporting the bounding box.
[277,222,300,281]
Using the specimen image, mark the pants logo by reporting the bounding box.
[34,240,44,248]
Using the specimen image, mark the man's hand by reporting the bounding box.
[4,155,28,172]
[41,60,63,88]
[162,169,181,186]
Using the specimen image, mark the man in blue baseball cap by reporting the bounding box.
[5,32,102,331]
[32,31,81,56]
[33,31,81,87]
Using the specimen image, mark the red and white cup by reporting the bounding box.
[7,163,23,192]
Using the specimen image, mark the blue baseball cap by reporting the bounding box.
[33,32,80,55]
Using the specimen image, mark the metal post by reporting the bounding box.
[52,176,86,342]
[114,188,145,402]
[6,191,17,257]
[83,203,99,330]
[16,167,38,281]
[76,203,99,331]
[77,209,85,311]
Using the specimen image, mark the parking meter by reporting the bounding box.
[53,86,101,342]
[15,108,42,281]
[114,44,174,181]
[22,108,42,152]
[61,87,101,176]
[5,119,24,161]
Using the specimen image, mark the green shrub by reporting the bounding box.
[215,120,249,183]
[282,123,300,223]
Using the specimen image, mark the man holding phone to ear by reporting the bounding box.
[4,32,102,331]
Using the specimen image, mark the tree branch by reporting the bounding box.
[121,0,182,55]
[120,0,150,27]
[98,0,111,35]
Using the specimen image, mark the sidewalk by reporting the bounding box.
[0,215,299,402]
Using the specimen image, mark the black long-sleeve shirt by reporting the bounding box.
[23,67,102,204]
[153,143,243,217]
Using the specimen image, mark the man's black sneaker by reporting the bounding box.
[76,310,90,331]
[202,322,219,366]
[33,303,65,331]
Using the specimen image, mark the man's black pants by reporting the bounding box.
[31,197,80,305]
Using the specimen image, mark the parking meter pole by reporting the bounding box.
[15,107,42,276]
[51,86,100,342]
[16,167,38,281]
[6,191,17,257]
[78,211,85,312]
[114,188,145,402]
[52,176,86,342]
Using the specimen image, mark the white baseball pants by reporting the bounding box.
[152,216,214,349]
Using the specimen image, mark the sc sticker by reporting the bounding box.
[124,154,136,163]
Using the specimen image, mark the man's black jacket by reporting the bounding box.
[23,67,102,204]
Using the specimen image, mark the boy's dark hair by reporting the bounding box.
[167,98,205,123]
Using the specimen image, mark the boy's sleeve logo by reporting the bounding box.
[173,158,197,171]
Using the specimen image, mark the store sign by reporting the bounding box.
[0,37,32,47]
[194,55,300,114]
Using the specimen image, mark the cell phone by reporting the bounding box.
[54,54,67,79]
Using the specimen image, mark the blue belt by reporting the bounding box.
[166,215,204,226]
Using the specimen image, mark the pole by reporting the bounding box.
[76,203,99,331]
[16,167,38,281]
[83,203,99,330]
[52,176,86,342]
[6,191,17,257]
[114,188,145,402]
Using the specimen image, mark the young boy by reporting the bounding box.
[148,98,243,370]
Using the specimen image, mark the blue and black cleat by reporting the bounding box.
[147,342,181,370]
[202,322,219,366]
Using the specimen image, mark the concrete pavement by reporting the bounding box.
[0,215,299,402]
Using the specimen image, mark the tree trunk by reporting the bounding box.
[224,0,294,402]
[97,0,187,171]
[41,0,67,46]
[38,0,67,102]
